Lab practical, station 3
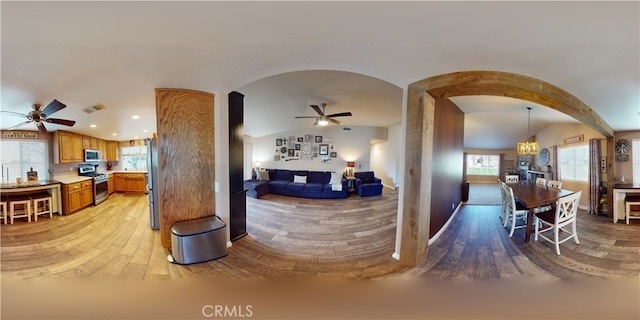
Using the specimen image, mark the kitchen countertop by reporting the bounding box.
[54,175,93,184]
[101,170,148,174]
[0,180,61,189]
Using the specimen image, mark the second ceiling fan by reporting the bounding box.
[295,103,352,126]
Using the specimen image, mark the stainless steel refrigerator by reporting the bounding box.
[146,138,160,230]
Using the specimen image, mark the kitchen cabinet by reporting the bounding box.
[107,141,120,162]
[98,139,108,161]
[53,131,84,163]
[83,136,98,149]
[114,173,145,193]
[62,180,93,214]
[107,174,115,194]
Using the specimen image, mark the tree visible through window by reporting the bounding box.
[121,146,147,171]
[466,154,500,176]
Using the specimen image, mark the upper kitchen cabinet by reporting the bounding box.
[82,136,98,149]
[98,139,108,161]
[53,130,83,163]
[107,141,119,162]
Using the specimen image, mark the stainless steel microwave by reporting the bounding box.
[84,149,100,162]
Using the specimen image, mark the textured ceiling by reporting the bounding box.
[1,1,638,149]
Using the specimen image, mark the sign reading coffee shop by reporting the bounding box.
[2,131,39,139]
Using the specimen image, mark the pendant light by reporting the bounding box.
[517,107,539,155]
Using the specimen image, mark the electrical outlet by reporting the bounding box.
[69,167,73,172]
[451,203,455,210]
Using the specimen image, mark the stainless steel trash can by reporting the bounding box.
[170,215,227,265]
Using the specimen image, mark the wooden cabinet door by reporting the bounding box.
[98,139,108,161]
[71,134,83,161]
[108,175,115,194]
[107,141,119,162]
[83,136,98,149]
[115,174,125,191]
[68,190,82,213]
[58,131,84,163]
[80,186,93,207]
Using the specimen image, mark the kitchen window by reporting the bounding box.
[0,140,48,182]
[466,154,500,176]
[121,146,147,171]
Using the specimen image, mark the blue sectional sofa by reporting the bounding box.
[244,169,348,199]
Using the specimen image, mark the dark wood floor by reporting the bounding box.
[1,189,638,280]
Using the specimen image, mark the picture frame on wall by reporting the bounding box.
[295,144,301,150]
[297,137,303,142]
[288,149,295,157]
[276,138,283,146]
[305,134,313,142]
[330,152,337,158]
[315,136,323,143]
[319,144,329,155]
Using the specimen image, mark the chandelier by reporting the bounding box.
[517,107,539,155]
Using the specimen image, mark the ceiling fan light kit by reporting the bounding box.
[295,103,352,126]
[2,99,76,133]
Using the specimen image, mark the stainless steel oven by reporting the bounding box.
[79,165,109,205]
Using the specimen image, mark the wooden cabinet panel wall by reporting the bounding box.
[62,180,93,214]
[155,88,215,249]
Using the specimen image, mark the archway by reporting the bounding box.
[396,70,615,266]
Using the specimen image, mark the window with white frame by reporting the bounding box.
[559,143,589,182]
[466,154,500,176]
[0,140,48,182]
[632,139,640,183]
[120,145,147,171]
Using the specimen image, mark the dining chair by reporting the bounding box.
[625,195,640,224]
[504,184,529,237]
[548,180,563,189]
[505,175,519,183]
[534,190,582,255]
[498,180,509,226]
[536,177,547,186]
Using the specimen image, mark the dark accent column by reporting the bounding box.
[229,91,247,241]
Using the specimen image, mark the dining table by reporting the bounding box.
[506,181,575,243]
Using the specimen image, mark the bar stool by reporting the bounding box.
[0,197,7,225]
[8,194,32,224]
[624,195,640,224]
[31,192,53,221]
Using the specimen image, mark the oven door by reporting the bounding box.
[94,179,109,205]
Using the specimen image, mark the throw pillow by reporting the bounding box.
[257,170,270,181]
[293,175,307,184]
[362,177,372,183]
[329,172,342,185]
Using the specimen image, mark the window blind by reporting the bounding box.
[0,140,48,183]
[633,139,640,183]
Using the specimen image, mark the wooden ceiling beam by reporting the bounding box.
[410,70,614,137]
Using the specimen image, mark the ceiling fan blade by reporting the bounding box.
[310,104,324,116]
[7,120,32,130]
[37,122,47,133]
[295,116,318,119]
[326,112,352,117]
[330,118,343,125]
[1,110,29,118]
[45,118,76,127]
[41,99,66,116]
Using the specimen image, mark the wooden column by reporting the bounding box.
[399,86,434,266]
[155,88,215,249]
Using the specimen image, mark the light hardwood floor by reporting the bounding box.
[1,189,638,280]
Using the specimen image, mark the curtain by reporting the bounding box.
[588,138,601,215]
[551,145,559,181]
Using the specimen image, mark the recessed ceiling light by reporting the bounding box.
[90,124,97,128]
[134,136,139,139]
[131,115,140,119]
[143,129,148,133]
[112,133,118,136]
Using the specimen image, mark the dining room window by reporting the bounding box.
[466,154,500,176]
[632,139,640,183]
[559,144,589,182]
[0,140,48,183]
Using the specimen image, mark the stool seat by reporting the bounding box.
[0,198,7,225]
[31,192,53,221]
[8,194,32,224]
[624,196,640,225]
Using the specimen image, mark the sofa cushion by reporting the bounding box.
[268,180,289,193]
[287,182,306,192]
[274,170,292,181]
[355,171,375,183]
[257,170,270,181]
[307,171,327,184]
[304,183,324,193]
[293,175,307,184]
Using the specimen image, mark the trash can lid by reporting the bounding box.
[171,215,226,236]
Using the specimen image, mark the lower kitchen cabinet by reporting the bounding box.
[62,180,93,215]
[107,174,115,194]
[114,173,147,193]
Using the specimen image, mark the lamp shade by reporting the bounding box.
[347,161,355,167]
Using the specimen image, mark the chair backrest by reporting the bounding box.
[505,175,519,183]
[504,184,522,214]
[548,180,563,189]
[498,180,508,208]
[555,190,582,224]
[536,177,547,186]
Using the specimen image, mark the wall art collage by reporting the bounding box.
[274,134,337,162]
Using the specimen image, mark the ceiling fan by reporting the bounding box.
[295,103,352,126]
[2,99,76,133]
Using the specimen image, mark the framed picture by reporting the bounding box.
[304,134,313,142]
[274,155,280,161]
[330,152,337,158]
[276,138,283,146]
[315,136,323,143]
[295,143,301,150]
[297,137,303,142]
[319,144,329,155]
[616,154,629,162]
[312,152,318,158]
[288,149,295,157]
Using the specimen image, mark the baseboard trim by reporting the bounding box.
[428,201,462,246]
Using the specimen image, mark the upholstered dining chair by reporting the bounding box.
[534,190,582,255]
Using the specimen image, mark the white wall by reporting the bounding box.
[371,122,401,189]
[250,125,388,174]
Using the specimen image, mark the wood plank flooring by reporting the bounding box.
[1,190,638,280]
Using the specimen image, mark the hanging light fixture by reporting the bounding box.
[517,107,539,155]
